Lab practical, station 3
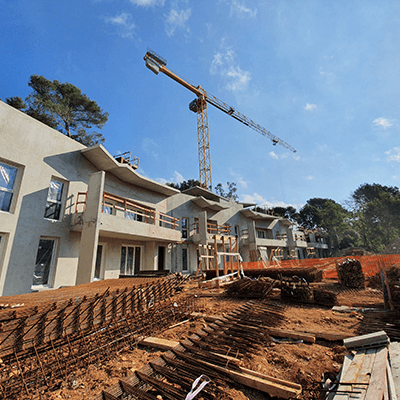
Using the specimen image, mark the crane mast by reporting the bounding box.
[144,49,296,191]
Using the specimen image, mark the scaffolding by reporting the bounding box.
[196,235,241,277]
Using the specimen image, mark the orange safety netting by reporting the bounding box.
[235,254,400,279]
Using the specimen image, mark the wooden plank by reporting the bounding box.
[365,347,388,400]
[389,342,400,397]
[387,359,398,400]
[322,354,353,400]
[197,358,301,399]
[293,328,353,341]
[139,337,179,351]
[344,331,389,350]
[266,327,316,344]
[352,349,377,400]
[341,351,366,384]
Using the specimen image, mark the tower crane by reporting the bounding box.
[144,49,296,191]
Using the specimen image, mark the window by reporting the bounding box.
[257,230,266,239]
[182,248,188,271]
[234,225,239,239]
[44,179,64,220]
[32,238,57,286]
[182,217,189,239]
[120,246,141,275]
[194,218,199,234]
[125,209,143,221]
[0,162,18,212]
[94,244,104,280]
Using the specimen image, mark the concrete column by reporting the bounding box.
[248,220,256,244]
[75,171,105,285]
[198,211,207,245]
[144,242,157,271]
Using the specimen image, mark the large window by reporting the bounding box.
[44,179,64,220]
[120,246,141,275]
[182,217,189,239]
[32,238,57,286]
[0,162,18,212]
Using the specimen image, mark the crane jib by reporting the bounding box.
[143,49,297,189]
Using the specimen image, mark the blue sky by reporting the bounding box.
[1,0,399,211]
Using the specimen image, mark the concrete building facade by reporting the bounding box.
[0,101,307,296]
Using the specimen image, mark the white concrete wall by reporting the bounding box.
[0,101,98,295]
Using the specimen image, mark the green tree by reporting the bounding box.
[6,75,108,146]
[297,198,352,254]
[350,183,400,253]
[6,96,26,110]
[167,179,201,191]
[214,182,238,201]
[270,206,299,221]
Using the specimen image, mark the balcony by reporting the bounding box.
[71,192,181,242]
[191,221,232,244]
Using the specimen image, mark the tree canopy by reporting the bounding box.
[214,182,238,201]
[6,75,108,147]
[167,179,201,191]
[349,183,400,253]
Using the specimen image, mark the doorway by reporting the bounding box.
[158,246,165,271]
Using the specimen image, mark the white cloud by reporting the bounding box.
[165,8,191,36]
[130,0,165,6]
[241,193,297,209]
[142,138,159,159]
[156,170,184,185]
[237,176,248,189]
[386,148,400,162]
[226,66,251,92]
[210,42,251,93]
[304,103,317,111]
[268,151,279,160]
[306,175,314,180]
[172,170,184,183]
[223,0,257,18]
[373,117,392,129]
[104,13,137,39]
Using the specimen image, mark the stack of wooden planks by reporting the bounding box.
[336,258,365,289]
[327,332,400,399]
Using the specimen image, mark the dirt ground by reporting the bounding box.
[42,281,385,400]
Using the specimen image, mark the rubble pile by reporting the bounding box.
[336,258,365,289]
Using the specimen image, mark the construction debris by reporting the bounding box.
[337,258,366,289]
[344,330,390,350]
[0,275,194,400]
[224,276,276,298]
[281,276,313,302]
[95,300,302,400]
[325,336,400,399]
[314,288,338,307]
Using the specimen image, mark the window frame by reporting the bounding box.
[32,237,59,289]
[94,242,107,280]
[44,177,68,221]
[120,245,143,275]
[182,247,189,272]
[0,159,23,214]
[181,217,189,239]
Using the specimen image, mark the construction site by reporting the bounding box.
[1,48,400,399]
[0,253,399,400]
